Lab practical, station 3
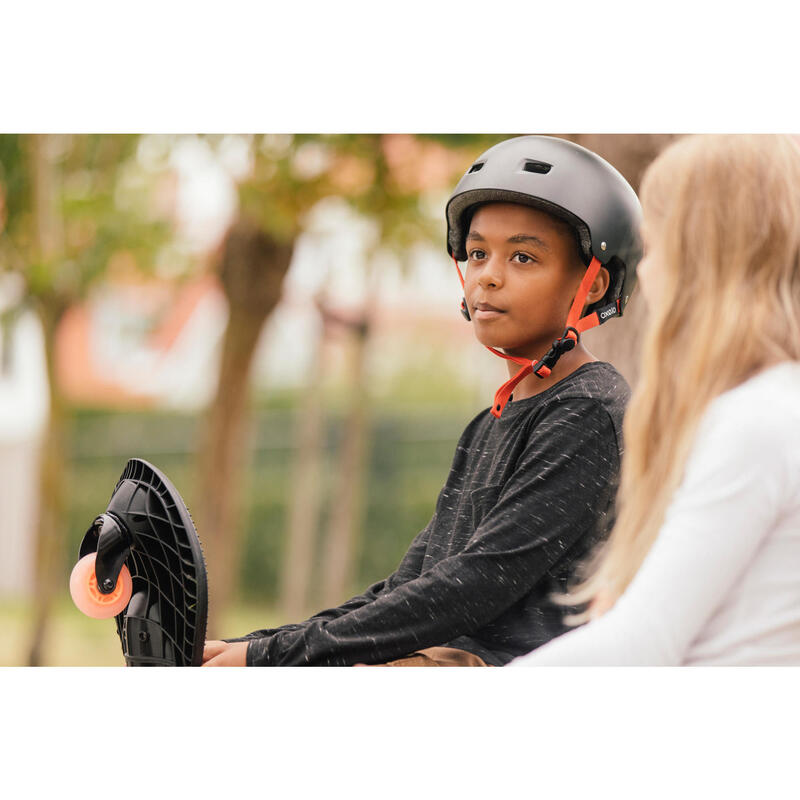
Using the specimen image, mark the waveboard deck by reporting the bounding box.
[71,458,208,666]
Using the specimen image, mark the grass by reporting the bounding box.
[0,597,282,667]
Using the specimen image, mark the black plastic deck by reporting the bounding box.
[103,459,208,666]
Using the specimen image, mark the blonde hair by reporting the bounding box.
[563,134,800,621]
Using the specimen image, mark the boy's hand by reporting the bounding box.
[202,640,249,666]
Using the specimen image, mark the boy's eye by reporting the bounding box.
[513,252,536,264]
[468,249,486,261]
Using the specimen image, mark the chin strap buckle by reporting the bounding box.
[531,327,580,378]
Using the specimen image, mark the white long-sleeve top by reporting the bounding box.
[509,361,800,666]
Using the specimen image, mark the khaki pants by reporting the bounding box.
[376,646,489,667]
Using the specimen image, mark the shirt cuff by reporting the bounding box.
[245,636,271,666]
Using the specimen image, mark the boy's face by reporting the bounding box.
[464,203,585,358]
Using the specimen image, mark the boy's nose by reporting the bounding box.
[478,259,503,289]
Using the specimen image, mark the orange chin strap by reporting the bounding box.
[453,254,619,418]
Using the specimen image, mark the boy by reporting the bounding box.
[203,135,642,666]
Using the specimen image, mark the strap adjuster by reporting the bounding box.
[532,327,580,378]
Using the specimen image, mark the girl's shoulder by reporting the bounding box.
[692,361,800,496]
[709,361,800,425]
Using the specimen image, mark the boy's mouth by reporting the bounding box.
[473,301,506,320]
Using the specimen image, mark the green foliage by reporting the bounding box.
[0,134,171,307]
[0,135,30,242]
[228,133,513,263]
[0,132,522,301]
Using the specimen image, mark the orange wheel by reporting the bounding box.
[69,553,132,619]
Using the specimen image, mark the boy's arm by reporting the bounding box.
[244,398,620,665]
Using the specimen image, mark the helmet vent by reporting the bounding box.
[522,160,552,175]
[468,162,485,174]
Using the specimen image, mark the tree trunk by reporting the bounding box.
[279,329,326,621]
[319,317,371,607]
[27,302,68,666]
[26,134,68,667]
[194,218,293,638]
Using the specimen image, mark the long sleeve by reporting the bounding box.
[246,399,620,665]
[508,388,789,666]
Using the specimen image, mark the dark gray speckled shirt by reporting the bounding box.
[229,361,629,666]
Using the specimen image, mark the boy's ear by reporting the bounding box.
[586,265,611,305]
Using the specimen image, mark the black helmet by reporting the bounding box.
[446,134,643,314]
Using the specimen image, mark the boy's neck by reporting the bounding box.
[505,343,597,402]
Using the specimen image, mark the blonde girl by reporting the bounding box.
[511,134,800,666]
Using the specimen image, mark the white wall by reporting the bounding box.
[0,303,49,597]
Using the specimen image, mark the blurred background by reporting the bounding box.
[0,133,675,665]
